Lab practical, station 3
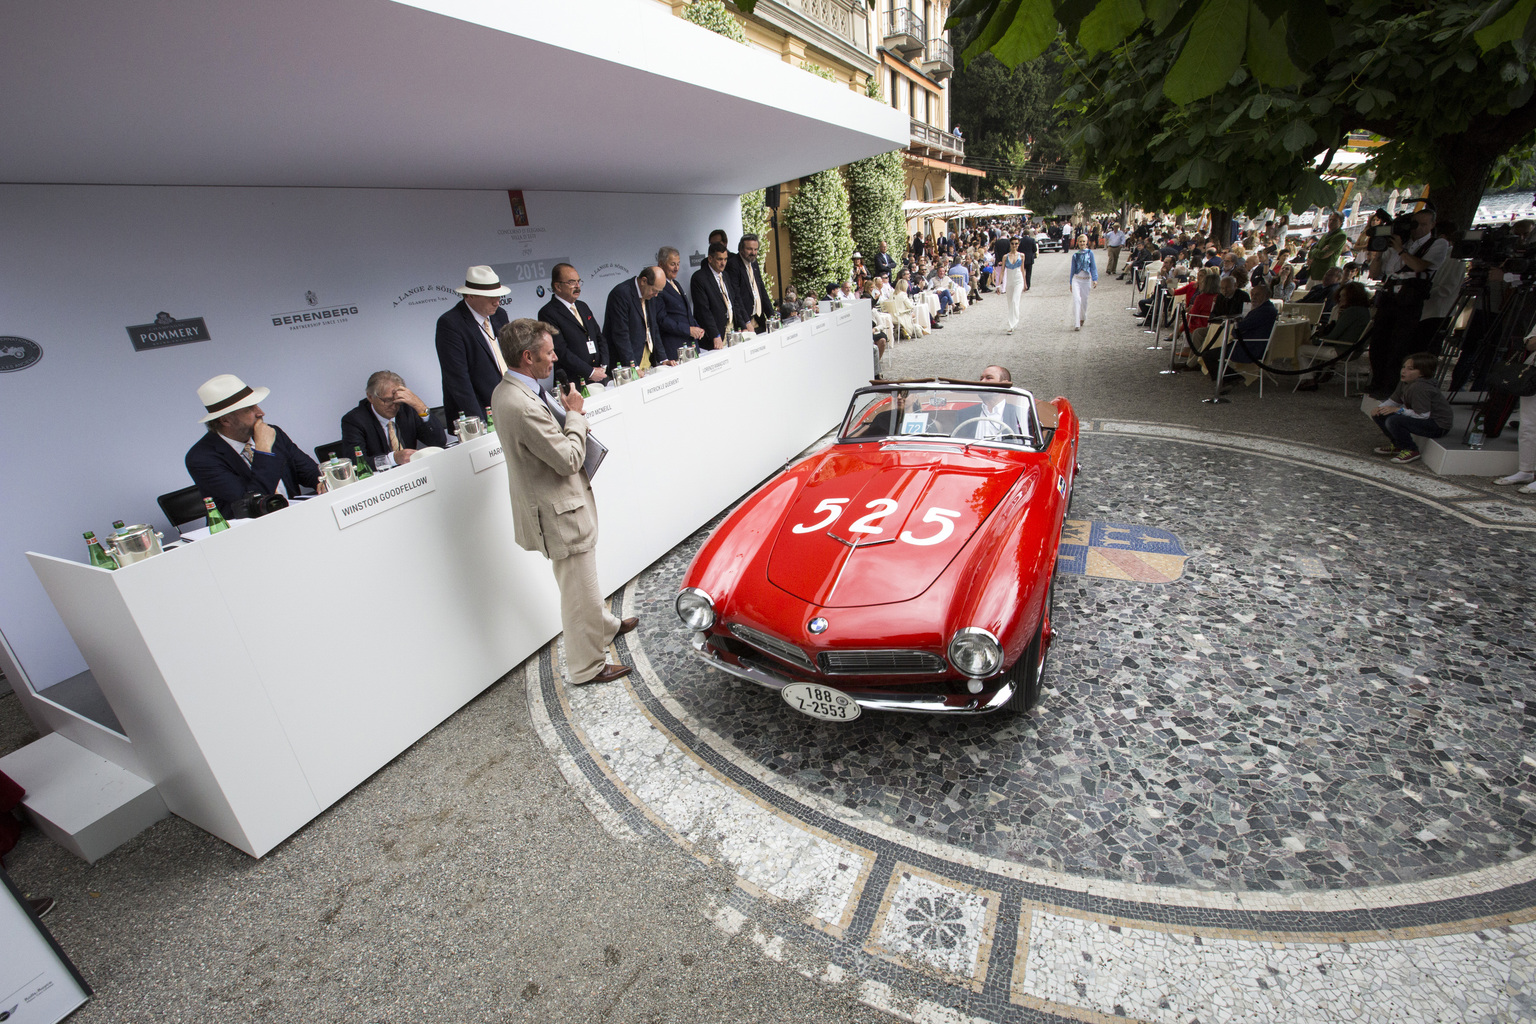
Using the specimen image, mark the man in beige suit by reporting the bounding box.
[491,318,636,686]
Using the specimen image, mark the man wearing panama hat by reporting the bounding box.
[436,265,512,427]
[185,374,324,514]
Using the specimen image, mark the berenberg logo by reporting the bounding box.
[271,291,358,330]
[0,336,43,372]
[127,312,211,352]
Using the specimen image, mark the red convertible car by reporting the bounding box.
[675,379,1079,720]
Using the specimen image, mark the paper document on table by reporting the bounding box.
[583,431,608,480]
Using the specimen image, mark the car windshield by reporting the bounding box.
[839,388,1037,448]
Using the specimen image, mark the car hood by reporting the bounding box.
[766,448,1027,608]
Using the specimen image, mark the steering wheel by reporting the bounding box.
[949,413,1014,438]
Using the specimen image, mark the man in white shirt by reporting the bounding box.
[436,265,511,427]
[1105,224,1128,275]
[1369,209,1451,395]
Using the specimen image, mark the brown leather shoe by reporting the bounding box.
[575,662,630,686]
[616,616,640,636]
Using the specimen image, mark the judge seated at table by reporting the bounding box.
[341,370,447,468]
[186,374,324,514]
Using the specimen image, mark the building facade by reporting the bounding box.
[656,0,978,291]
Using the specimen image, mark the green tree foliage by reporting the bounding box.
[682,0,748,44]
[800,60,837,81]
[784,169,855,297]
[846,151,907,258]
[949,49,1059,200]
[1060,2,1536,229]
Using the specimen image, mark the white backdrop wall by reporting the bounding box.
[0,183,741,694]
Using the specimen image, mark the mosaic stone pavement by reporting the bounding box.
[531,424,1536,1023]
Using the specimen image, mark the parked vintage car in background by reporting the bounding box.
[675,379,1079,721]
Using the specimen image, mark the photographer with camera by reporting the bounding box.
[1368,208,1452,397]
[186,374,326,516]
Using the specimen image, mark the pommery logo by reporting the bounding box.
[126,312,211,352]
[0,336,42,372]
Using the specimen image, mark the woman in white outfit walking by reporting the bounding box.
[1003,237,1027,334]
[1069,233,1098,330]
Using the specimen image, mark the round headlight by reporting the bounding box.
[675,588,716,631]
[948,628,1002,678]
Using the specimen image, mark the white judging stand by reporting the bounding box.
[26,309,873,857]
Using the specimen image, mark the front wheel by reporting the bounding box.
[1002,574,1054,713]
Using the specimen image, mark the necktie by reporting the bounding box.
[749,265,762,317]
[538,385,567,427]
[641,296,654,359]
[717,273,733,327]
[387,421,402,454]
[481,316,508,374]
[240,440,255,466]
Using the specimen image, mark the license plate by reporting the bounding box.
[781,682,861,722]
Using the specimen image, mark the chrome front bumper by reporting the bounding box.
[688,635,1016,715]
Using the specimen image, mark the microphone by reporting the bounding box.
[554,369,569,397]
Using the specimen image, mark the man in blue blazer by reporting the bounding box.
[185,374,323,514]
[537,263,609,385]
[340,370,447,467]
[655,246,705,362]
[603,267,665,369]
[435,265,510,427]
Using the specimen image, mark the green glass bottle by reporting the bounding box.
[484,405,495,430]
[112,519,127,535]
[84,531,116,570]
[352,445,373,479]
[203,497,229,534]
[579,378,591,398]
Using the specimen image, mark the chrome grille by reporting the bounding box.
[729,624,813,669]
[818,650,947,675]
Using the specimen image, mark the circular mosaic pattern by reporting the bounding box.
[630,431,1536,894]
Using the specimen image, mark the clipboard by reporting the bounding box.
[583,431,608,480]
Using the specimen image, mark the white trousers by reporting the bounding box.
[1520,393,1536,473]
[1005,269,1025,330]
[1071,273,1092,328]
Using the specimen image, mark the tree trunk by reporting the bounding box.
[1432,153,1494,233]
[1209,209,1233,248]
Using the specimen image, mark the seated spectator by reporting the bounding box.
[1270,262,1298,302]
[1296,281,1372,389]
[186,374,324,514]
[884,271,924,338]
[1181,269,1220,349]
[341,370,447,467]
[826,281,847,304]
[1369,352,1453,463]
[1297,266,1344,310]
[1198,283,1276,379]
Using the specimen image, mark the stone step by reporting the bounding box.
[0,732,167,863]
[1359,393,1521,477]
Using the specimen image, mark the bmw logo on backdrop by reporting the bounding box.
[0,337,42,372]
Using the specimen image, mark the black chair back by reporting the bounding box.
[314,440,352,463]
[157,485,207,528]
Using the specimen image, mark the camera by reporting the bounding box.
[227,491,290,519]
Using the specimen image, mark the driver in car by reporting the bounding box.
[953,365,1024,440]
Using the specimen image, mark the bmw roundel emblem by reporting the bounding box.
[807,617,828,634]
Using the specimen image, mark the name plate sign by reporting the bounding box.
[641,372,685,403]
[744,338,772,361]
[697,353,732,380]
[332,466,435,529]
[777,328,803,348]
[812,318,830,335]
[584,391,622,424]
[836,309,854,326]
[469,442,506,474]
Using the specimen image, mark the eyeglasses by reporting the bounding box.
[558,278,582,287]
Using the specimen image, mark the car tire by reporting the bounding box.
[1002,573,1054,714]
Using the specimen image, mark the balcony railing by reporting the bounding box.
[910,119,964,158]
[883,7,925,57]
[922,38,953,80]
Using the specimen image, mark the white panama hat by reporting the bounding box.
[197,373,269,423]
[455,265,511,297]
